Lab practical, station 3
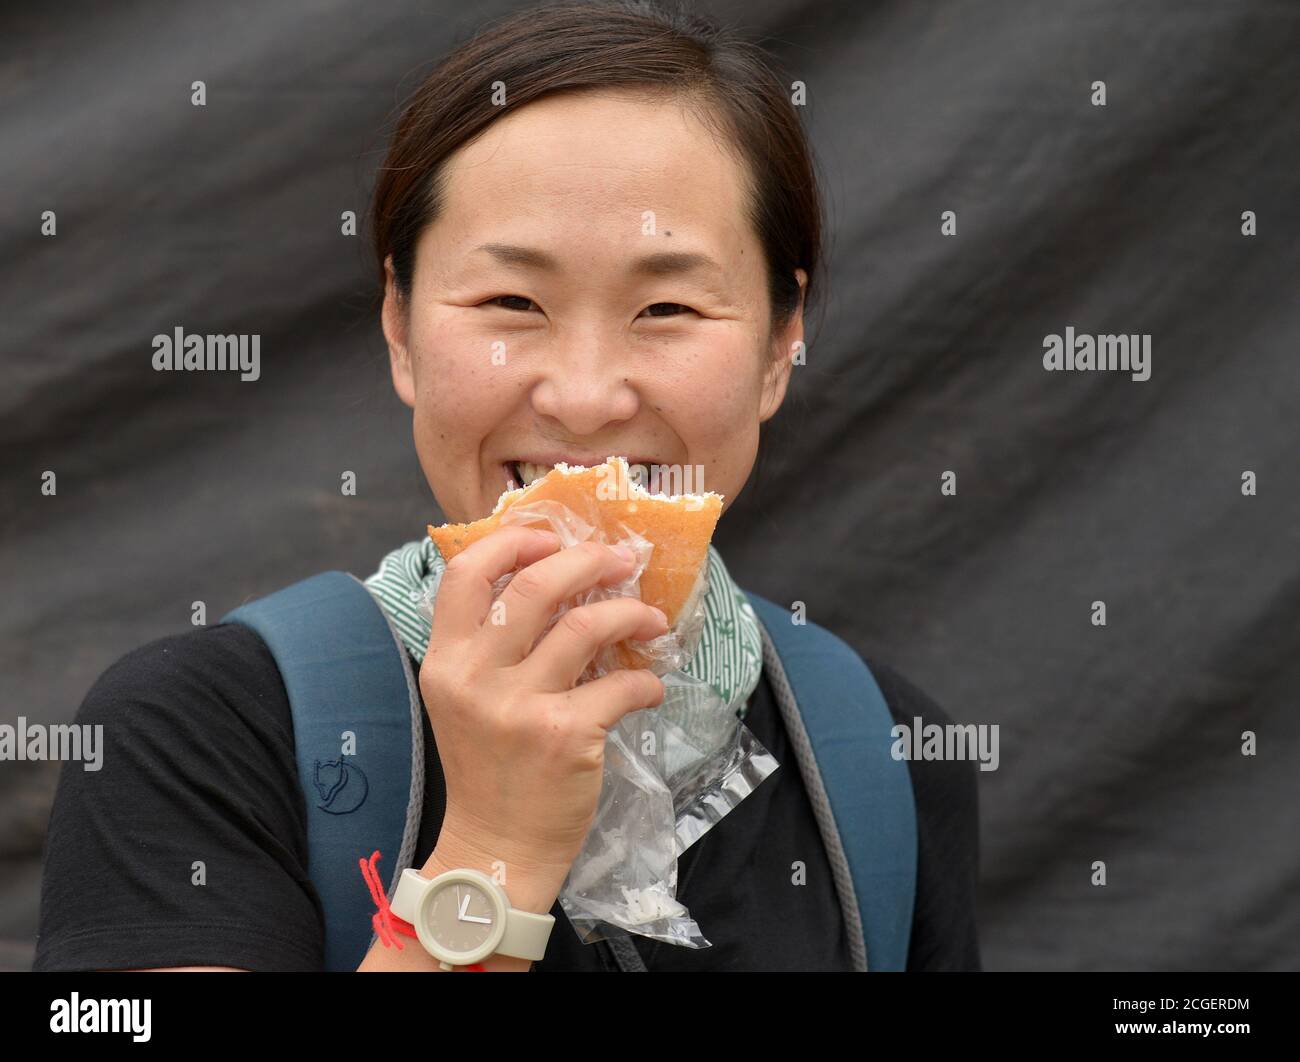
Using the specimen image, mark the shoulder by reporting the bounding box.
[36,623,321,972]
[90,620,283,693]
[65,621,299,803]
[861,658,983,971]
[861,657,981,829]
[79,621,291,739]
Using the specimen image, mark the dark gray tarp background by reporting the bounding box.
[2,0,1297,971]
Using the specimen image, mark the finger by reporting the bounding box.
[515,595,668,692]
[430,526,562,644]
[479,540,641,666]
[563,666,668,732]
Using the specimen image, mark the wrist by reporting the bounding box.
[423,838,567,916]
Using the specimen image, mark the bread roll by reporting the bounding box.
[428,456,722,669]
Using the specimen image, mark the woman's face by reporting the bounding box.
[382,88,805,525]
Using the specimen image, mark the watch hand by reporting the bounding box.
[458,892,471,919]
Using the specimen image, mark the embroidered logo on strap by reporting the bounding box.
[313,754,369,815]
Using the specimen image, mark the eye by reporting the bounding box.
[639,302,694,318]
[482,295,538,312]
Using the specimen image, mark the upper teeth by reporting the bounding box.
[517,461,551,486]
[514,458,650,489]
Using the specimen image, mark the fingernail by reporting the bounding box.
[612,545,636,563]
[651,606,668,627]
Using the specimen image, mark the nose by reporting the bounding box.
[528,337,640,436]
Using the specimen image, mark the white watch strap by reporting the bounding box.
[499,906,555,961]
[390,867,426,925]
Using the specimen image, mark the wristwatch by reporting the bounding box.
[389,866,555,969]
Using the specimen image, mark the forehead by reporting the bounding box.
[432,89,757,265]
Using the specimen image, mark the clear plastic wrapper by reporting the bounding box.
[420,494,778,949]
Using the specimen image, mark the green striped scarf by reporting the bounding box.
[364,536,762,723]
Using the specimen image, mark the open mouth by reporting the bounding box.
[501,458,654,490]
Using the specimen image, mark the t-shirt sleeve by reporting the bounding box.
[31,623,325,971]
[868,660,983,972]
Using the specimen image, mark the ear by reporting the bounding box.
[381,255,416,409]
[759,267,807,422]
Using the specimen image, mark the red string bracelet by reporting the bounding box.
[360,850,486,970]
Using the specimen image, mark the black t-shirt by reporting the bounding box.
[32,620,981,972]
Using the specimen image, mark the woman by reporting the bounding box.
[33,0,980,972]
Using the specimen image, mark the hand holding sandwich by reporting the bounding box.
[419,524,669,913]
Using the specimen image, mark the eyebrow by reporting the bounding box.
[472,242,726,284]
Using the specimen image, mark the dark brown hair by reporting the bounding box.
[369,0,824,350]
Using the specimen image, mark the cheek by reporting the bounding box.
[657,335,766,504]
[407,315,508,451]
[669,337,764,437]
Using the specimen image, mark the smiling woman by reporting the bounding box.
[33,0,979,975]
[377,82,813,523]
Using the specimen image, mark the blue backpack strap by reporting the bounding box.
[745,590,917,971]
[221,571,423,971]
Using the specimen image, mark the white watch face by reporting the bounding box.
[423,878,501,958]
